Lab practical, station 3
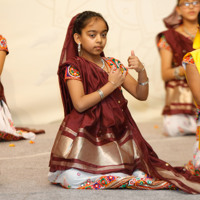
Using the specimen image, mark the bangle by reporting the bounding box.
[174,66,185,80]
[138,78,149,86]
[97,89,104,100]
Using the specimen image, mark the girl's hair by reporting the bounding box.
[199,12,200,25]
[73,11,109,34]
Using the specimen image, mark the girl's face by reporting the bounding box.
[176,0,200,22]
[74,17,108,59]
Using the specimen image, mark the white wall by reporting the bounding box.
[0,0,176,125]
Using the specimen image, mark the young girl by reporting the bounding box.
[0,35,44,141]
[182,14,200,176]
[157,0,200,137]
[48,11,200,193]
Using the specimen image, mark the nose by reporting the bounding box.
[189,2,195,8]
[96,34,102,43]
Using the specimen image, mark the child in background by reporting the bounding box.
[182,13,200,175]
[48,11,200,193]
[156,0,200,136]
[0,35,44,141]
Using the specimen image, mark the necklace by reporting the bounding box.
[183,27,196,40]
[101,58,105,69]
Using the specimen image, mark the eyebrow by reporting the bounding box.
[87,30,108,33]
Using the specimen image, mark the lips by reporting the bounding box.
[188,11,196,15]
[95,46,103,50]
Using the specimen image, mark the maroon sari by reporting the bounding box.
[49,14,200,194]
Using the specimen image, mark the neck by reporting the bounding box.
[82,54,102,64]
[182,18,198,30]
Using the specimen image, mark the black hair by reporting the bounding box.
[199,12,200,26]
[73,11,109,35]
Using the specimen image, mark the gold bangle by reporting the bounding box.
[97,89,104,100]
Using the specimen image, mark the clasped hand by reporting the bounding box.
[108,66,126,88]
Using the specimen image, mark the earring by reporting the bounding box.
[178,15,182,22]
[78,43,81,55]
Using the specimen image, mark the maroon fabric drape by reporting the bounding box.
[0,81,6,103]
[49,13,200,194]
[157,29,193,67]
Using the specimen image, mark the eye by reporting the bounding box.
[89,34,96,38]
[184,2,190,6]
[101,33,107,37]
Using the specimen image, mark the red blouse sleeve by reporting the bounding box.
[157,35,172,52]
[0,35,9,54]
[65,65,81,81]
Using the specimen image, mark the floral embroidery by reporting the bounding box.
[0,35,8,53]
[64,57,128,80]
[61,175,177,190]
[182,54,195,65]
[65,65,81,80]
[105,57,128,75]
[157,35,172,52]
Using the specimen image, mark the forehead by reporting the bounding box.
[179,0,197,2]
[84,17,107,30]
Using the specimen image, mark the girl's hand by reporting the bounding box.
[127,50,144,73]
[108,66,126,88]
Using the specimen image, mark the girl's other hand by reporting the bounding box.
[127,50,144,72]
[108,66,126,88]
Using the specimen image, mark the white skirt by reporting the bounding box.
[163,114,196,137]
[0,100,35,140]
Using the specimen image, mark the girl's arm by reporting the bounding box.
[185,63,200,106]
[0,51,7,75]
[160,48,185,81]
[122,70,148,101]
[66,66,126,113]
[123,51,148,100]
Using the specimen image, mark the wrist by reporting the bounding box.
[108,80,117,89]
[138,63,145,73]
[174,66,185,80]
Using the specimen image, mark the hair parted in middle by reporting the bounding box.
[73,11,109,35]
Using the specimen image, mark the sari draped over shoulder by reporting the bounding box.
[49,56,200,194]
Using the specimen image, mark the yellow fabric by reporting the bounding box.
[193,29,200,50]
[190,49,200,74]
